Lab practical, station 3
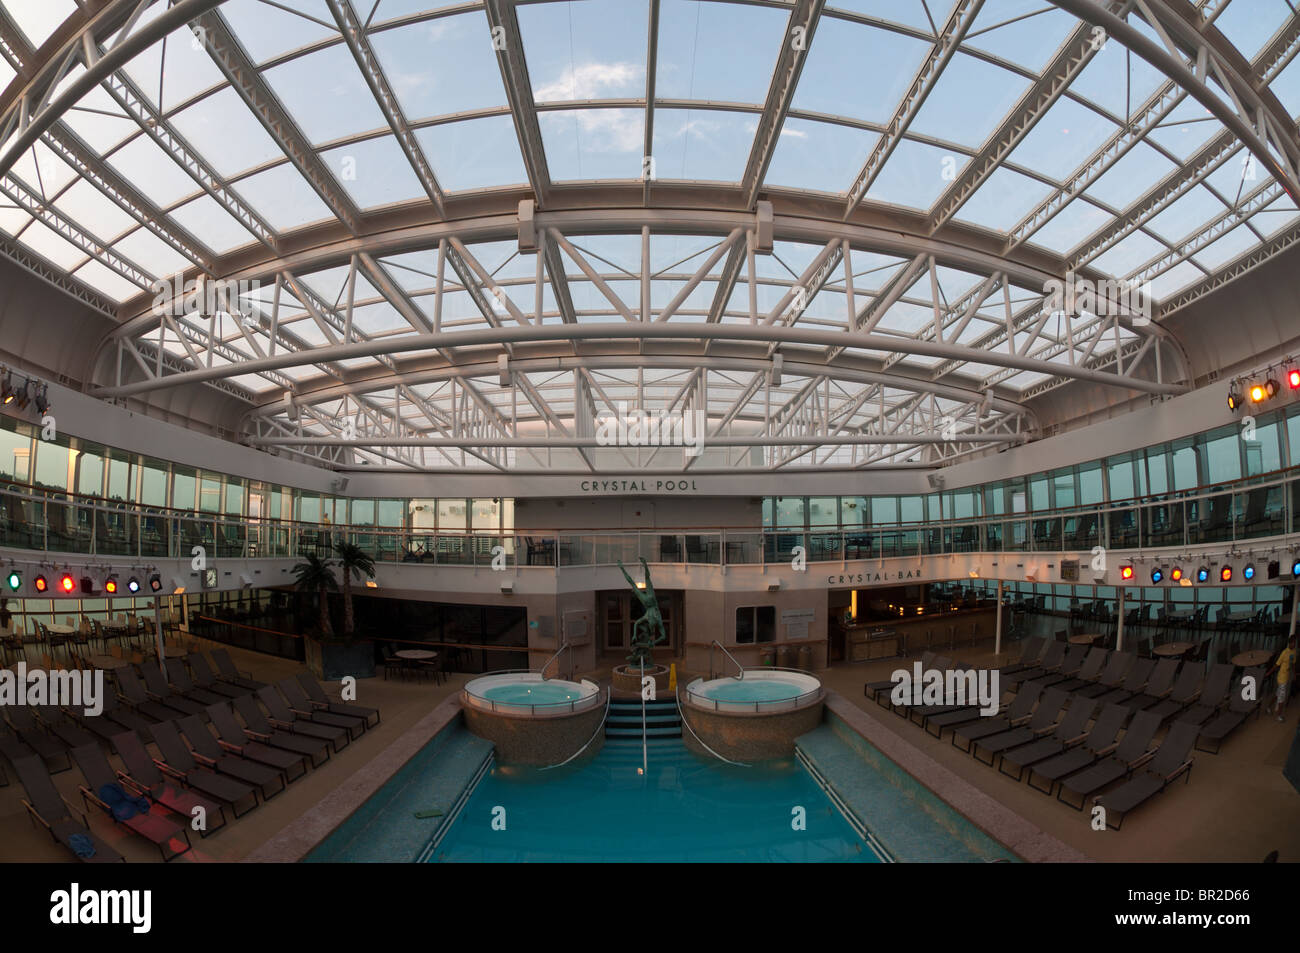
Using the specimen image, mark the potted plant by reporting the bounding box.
[293,550,376,680]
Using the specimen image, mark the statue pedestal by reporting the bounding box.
[611,664,670,696]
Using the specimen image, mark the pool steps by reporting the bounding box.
[605,698,681,740]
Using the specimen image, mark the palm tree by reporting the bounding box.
[334,540,376,641]
[292,553,337,638]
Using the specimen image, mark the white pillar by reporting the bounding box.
[994,580,1003,656]
[1116,587,1125,652]
[152,595,167,673]
[1289,584,1298,638]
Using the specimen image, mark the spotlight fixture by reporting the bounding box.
[1170,566,1183,582]
[1292,558,1300,578]
[5,569,19,591]
[1150,567,1164,584]
[59,573,76,594]
[1289,368,1300,390]
[1266,377,1280,399]
[33,574,47,593]
[1196,565,1210,583]
[33,383,49,415]
[1,373,13,404]
[1268,560,1281,579]
[1120,564,1134,581]
[1220,565,1233,582]
[127,576,140,594]
[80,575,94,594]
[148,573,162,592]
[1243,564,1255,581]
[15,380,30,409]
[104,574,118,594]
[1250,383,1266,403]
[1227,383,1242,411]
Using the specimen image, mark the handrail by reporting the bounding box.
[639,658,647,775]
[541,691,611,771]
[539,640,570,681]
[710,640,744,680]
[675,685,750,767]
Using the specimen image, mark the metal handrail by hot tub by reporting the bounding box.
[462,669,604,717]
[683,667,824,714]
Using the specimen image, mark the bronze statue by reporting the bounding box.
[618,557,665,667]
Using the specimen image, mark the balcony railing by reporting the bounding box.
[0,464,1297,569]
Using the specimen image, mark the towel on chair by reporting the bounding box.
[67,832,96,859]
[98,782,150,820]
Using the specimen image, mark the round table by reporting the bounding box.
[394,649,437,661]
[1153,641,1197,657]
[88,654,131,669]
[45,624,74,636]
[1231,649,1274,668]
[1069,633,1101,645]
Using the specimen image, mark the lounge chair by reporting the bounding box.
[257,685,352,750]
[69,743,191,861]
[1004,641,1066,689]
[205,702,310,779]
[12,754,124,862]
[33,705,96,750]
[951,682,1043,753]
[210,648,266,691]
[110,729,228,836]
[1092,657,1157,707]
[1143,664,1205,723]
[296,671,380,727]
[81,689,158,743]
[998,697,1099,781]
[1053,647,1108,692]
[890,657,969,721]
[115,667,192,723]
[971,687,1070,766]
[276,678,367,738]
[140,664,208,718]
[175,714,287,799]
[1025,645,1090,690]
[996,636,1046,677]
[1056,709,1164,809]
[1027,703,1129,796]
[4,705,72,773]
[148,720,260,817]
[164,658,226,706]
[1117,658,1181,716]
[0,727,35,777]
[1073,651,1135,699]
[1173,663,1235,727]
[1195,666,1265,753]
[866,651,937,707]
[232,693,335,762]
[1094,721,1199,829]
[186,653,247,699]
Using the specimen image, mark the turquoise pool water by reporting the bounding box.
[430,738,878,862]
[699,679,807,703]
[481,682,584,706]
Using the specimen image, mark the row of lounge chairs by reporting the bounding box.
[8,648,381,862]
[865,639,1264,828]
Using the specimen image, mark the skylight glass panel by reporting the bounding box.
[11,141,77,198]
[656,0,790,104]
[866,138,958,210]
[122,28,227,113]
[234,163,333,231]
[1082,141,1176,210]
[17,221,87,272]
[370,11,507,118]
[1201,147,1264,203]
[952,167,1054,232]
[910,54,1032,150]
[0,208,31,236]
[877,300,933,334]
[1089,229,1167,278]
[1005,96,1119,182]
[261,42,388,146]
[567,234,641,275]
[520,0,647,104]
[539,108,643,180]
[1212,0,1292,65]
[5,0,75,48]
[791,18,930,124]
[112,228,194,279]
[0,58,14,89]
[302,266,380,308]
[169,193,261,254]
[169,85,286,179]
[218,0,339,65]
[1146,259,1202,300]
[1267,50,1300,118]
[1067,40,1166,122]
[1256,193,1300,238]
[72,259,143,303]
[1193,222,1265,271]
[61,87,139,154]
[1144,98,1220,162]
[322,136,426,208]
[650,108,754,182]
[415,115,529,190]
[1142,185,1228,245]
[107,134,204,208]
[766,118,877,193]
[963,0,1079,74]
[51,180,137,243]
[829,1,936,33]
[1023,196,1111,253]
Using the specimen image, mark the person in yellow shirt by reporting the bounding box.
[1270,636,1296,721]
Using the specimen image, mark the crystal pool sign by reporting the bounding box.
[579,479,700,493]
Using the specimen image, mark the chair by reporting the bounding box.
[1056,709,1163,810]
[174,715,286,800]
[1095,720,1199,829]
[276,679,366,739]
[139,664,208,717]
[147,720,260,817]
[295,672,380,727]
[971,687,1070,767]
[69,743,191,861]
[209,648,265,691]
[998,697,1099,782]
[12,755,124,863]
[164,658,226,706]
[230,694,332,766]
[185,653,246,699]
[1174,663,1235,727]
[1027,703,1130,796]
[1195,666,1265,753]
[255,687,350,752]
[205,701,311,778]
[951,682,1043,753]
[110,730,229,836]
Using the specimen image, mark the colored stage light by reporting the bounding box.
[1120,565,1134,581]
[1289,369,1300,390]
[148,574,162,592]
[104,575,118,594]
[1196,566,1210,583]
[1243,564,1255,581]
[1250,383,1266,403]
[1150,567,1164,584]
[127,577,140,594]
[1227,384,1242,411]
[33,574,47,593]
[1292,559,1300,578]
[5,570,19,591]
[1220,565,1232,582]
[1170,566,1183,582]
[1266,378,1280,399]
[59,574,76,594]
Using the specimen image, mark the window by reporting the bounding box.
[735,605,776,644]
[807,497,836,527]
[840,496,867,528]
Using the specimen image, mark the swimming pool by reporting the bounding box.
[685,669,822,713]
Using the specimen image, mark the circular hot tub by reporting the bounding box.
[461,671,605,766]
[681,669,824,762]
